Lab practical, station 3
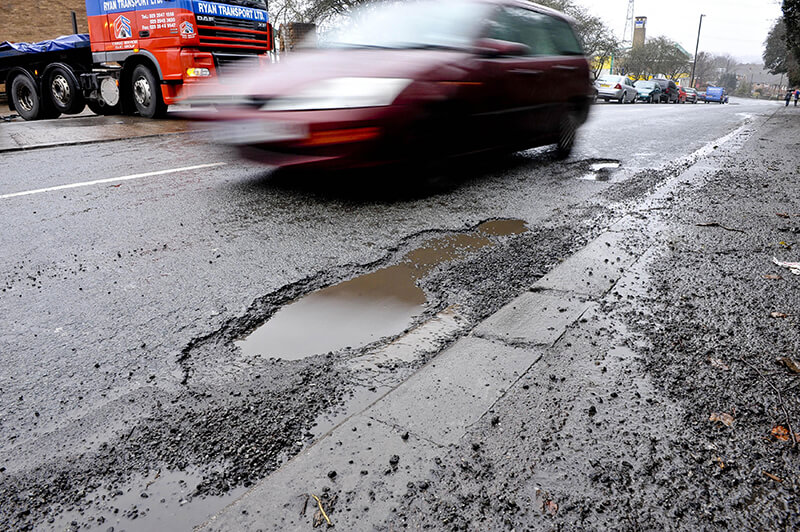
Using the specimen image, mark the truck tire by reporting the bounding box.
[10,75,57,121]
[87,99,121,116]
[130,64,167,118]
[46,65,85,115]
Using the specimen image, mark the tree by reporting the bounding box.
[784,0,800,58]
[618,36,689,80]
[536,0,622,79]
[692,51,715,87]
[764,16,800,86]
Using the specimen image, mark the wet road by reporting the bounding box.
[0,97,778,529]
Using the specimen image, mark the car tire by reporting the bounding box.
[555,112,577,160]
[618,93,625,104]
[130,64,168,118]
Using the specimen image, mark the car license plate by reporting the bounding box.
[211,120,308,145]
[600,84,610,88]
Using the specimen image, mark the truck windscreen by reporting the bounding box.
[215,0,267,10]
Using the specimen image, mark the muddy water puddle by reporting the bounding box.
[235,219,528,360]
[579,161,622,181]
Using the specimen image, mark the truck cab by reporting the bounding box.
[86,0,272,115]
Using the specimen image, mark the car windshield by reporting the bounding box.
[635,81,656,88]
[320,0,492,50]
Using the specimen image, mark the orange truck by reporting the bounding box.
[0,0,272,120]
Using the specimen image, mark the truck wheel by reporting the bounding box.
[130,64,167,118]
[46,65,85,115]
[10,75,43,120]
[87,99,121,116]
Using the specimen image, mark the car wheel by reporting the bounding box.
[555,112,577,160]
[618,93,625,104]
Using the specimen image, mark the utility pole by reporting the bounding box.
[690,14,706,89]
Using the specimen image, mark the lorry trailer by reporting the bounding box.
[0,0,272,120]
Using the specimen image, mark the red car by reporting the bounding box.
[677,87,687,103]
[193,0,593,170]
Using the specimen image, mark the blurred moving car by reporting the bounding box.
[684,88,699,103]
[653,78,679,103]
[633,80,662,103]
[191,0,593,171]
[595,75,637,103]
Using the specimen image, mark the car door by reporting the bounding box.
[480,6,552,144]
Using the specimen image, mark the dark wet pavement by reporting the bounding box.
[0,97,789,530]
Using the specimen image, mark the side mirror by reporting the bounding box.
[474,38,530,57]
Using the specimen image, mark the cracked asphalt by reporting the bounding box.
[0,98,789,530]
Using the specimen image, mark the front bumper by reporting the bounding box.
[201,105,417,170]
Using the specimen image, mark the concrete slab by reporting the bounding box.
[366,336,541,446]
[200,415,441,531]
[532,230,640,297]
[0,109,194,152]
[473,290,593,346]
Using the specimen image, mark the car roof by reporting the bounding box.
[472,0,576,24]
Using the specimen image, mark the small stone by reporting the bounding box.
[389,455,400,468]
[401,432,409,441]
[327,470,337,479]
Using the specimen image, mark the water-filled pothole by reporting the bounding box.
[235,219,528,360]
[578,160,622,181]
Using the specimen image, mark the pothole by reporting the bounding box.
[234,219,529,360]
[578,160,622,181]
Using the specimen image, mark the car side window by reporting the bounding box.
[485,7,563,56]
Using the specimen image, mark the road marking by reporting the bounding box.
[0,162,226,200]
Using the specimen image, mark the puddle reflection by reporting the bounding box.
[235,219,527,359]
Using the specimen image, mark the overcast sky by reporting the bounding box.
[575,0,784,64]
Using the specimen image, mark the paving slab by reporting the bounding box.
[473,289,593,346]
[200,415,441,531]
[366,336,541,446]
[532,230,641,297]
[0,106,195,151]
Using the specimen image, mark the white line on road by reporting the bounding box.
[0,162,227,200]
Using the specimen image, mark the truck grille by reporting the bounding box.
[196,15,271,54]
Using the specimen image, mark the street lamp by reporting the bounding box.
[690,14,706,89]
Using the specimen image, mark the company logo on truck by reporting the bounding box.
[180,21,195,37]
[113,15,132,39]
[194,0,268,22]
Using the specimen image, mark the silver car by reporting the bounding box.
[595,75,637,104]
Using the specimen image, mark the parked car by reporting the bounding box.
[653,78,680,103]
[698,90,707,102]
[705,86,728,104]
[684,88,699,103]
[677,87,687,103]
[595,74,637,103]
[191,0,594,170]
[634,80,662,103]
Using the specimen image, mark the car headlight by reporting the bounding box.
[260,77,412,111]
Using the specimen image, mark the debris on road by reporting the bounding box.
[762,471,783,483]
[770,312,790,319]
[709,358,730,371]
[311,493,333,527]
[695,222,745,233]
[772,257,800,275]
[763,274,782,280]
[777,357,800,374]
[709,412,735,427]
